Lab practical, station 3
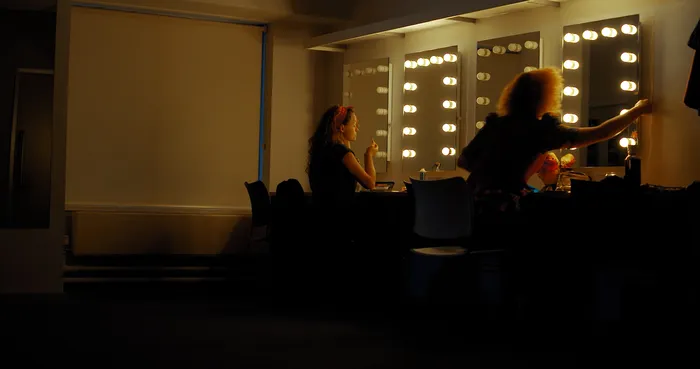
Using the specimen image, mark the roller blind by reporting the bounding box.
[67,6,262,208]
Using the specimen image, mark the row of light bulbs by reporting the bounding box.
[404,53,458,69]
[563,52,637,71]
[561,80,637,98]
[346,65,391,77]
[401,123,458,136]
[402,100,458,113]
[564,24,637,43]
[401,147,457,158]
[476,41,539,58]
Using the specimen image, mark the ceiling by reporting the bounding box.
[1,0,56,11]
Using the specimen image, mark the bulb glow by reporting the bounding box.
[375,129,388,137]
[621,24,638,35]
[404,82,417,91]
[442,100,457,109]
[442,147,457,156]
[402,127,417,135]
[620,109,630,115]
[404,60,417,69]
[524,66,537,72]
[476,72,491,81]
[621,52,637,63]
[564,33,580,43]
[477,48,491,57]
[475,121,485,129]
[563,60,580,69]
[443,77,457,85]
[524,41,539,50]
[582,30,599,40]
[444,53,458,62]
[508,43,523,52]
[365,67,376,74]
[377,65,389,72]
[417,58,431,67]
[602,27,618,38]
[620,81,637,91]
[492,46,506,54]
[442,123,457,132]
[619,137,630,147]
[563,114,579,123]
[563,86,580,96]
[476,97,490,105]
[430,56,444,64]
[403,105,417,113]
[376,87,388,94]
[376,108,388,116]
[402,149,416,158]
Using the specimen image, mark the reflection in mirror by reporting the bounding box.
[562,14,641,167]
[1,3,55,229]
[401,46,459,174]
[475,32,541,134]
[343,58,391,173]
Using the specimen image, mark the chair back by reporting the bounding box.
[244,180,271,227]
[411,177,474,240]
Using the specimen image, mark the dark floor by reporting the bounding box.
[3,282,698,369]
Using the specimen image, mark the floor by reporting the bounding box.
[3,282,697,369]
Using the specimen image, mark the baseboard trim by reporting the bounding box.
[65,203,252,216]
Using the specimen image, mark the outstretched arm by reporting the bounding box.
[564,99,651,149]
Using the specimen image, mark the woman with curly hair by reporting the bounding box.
[307,105,378,212]
[459,67,651,213]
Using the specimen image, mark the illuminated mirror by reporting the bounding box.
[562,14,641,167]
[343,58,391,173]
[401,46,460,173]
[475,32,541,135]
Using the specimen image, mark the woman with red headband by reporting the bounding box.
[307,105,378,212]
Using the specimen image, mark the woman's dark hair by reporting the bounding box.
[497,67,563,119]
[306,105,355,174]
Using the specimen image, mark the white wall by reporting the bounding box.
[336,0,700,187]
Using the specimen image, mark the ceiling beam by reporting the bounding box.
[446,16,477,23]
[526,0,561,7]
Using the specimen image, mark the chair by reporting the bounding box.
[244,180,271,254]
[271,178,307,254]
[405,177,473,302]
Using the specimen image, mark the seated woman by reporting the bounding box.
[459,67,651,214]
[306,105,378,240]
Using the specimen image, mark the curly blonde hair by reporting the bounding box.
[496,67,563,119]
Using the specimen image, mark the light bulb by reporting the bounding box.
[444,53,458,62]
[402,149,416,158]
[475,121,485,129]
[417,58,431,67]
[620,81,637,91]
[377,65,389,72]
[376,87,388,94]
[345,71,352,78]
[563,86,580,96]
[442,100,457,109]
[621,24,638,35]
[508,43,523,52]
[403,105,417,113]
[524,41,539,50]
[402,127,416,135]
[404,82,417,91]
[476,97,490,105]
[477,48,491,57]
[476,72,491,81]
[375,129,388,137]
[621,52,637,63]
[376,108,388,116]
[620,109,629,115]
[619,137,629,147]
[492,46,506,54]
[524,66,537,72]
[365,67,376,74]
[354,69,362,76]
[442,123,457,132]
[564,33,580,43]
[376,151,387,159]
[563,114,579,123]
[442,147,456,156]
[582,30,599,40]
[563,60,580,70]
[404,60,417,69]
[602,27,618,38]
[443,77,457,85]
[629,138,637,146]
[430,56,444,64]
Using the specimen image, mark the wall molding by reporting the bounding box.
[65,203,252,216]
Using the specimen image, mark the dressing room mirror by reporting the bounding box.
[562,14,641,168]
[475,32,541,134]
[401,46,460,173]
[343,58,391,173]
